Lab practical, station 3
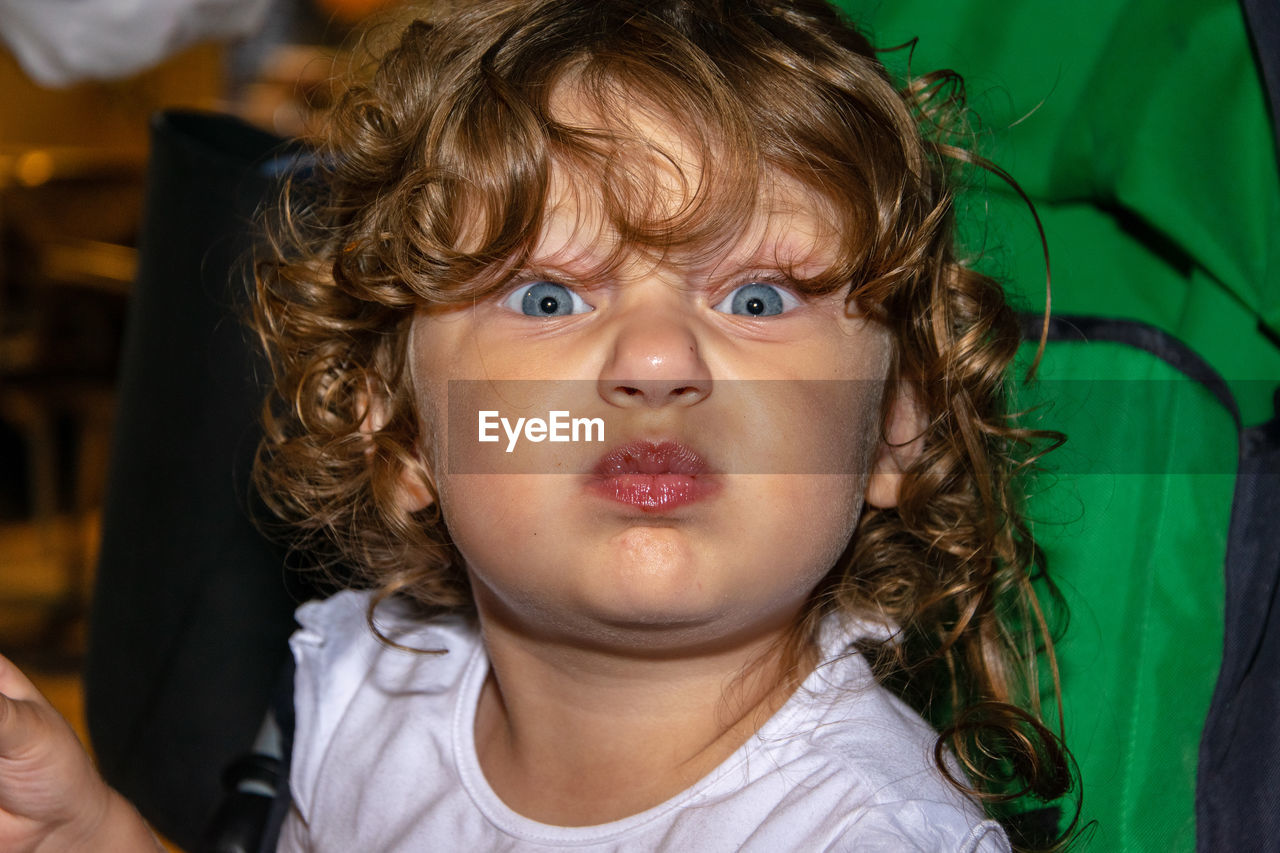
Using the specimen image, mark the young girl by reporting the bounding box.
[0,0,1072,849]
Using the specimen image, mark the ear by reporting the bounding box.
[864,382,927,509]
[360,384,435,513]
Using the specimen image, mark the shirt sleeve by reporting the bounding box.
[287,591,376,828]
[828,808,1011,853]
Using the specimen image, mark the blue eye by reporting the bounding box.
[503,281,593,317]
[713,282,799,317]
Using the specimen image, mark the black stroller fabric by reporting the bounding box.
[85,111,309,847]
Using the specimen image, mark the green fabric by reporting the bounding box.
[987,196,1280,413]
[836,0,1280,424]
[819,3,1263,843]
[1009,338,1235,849]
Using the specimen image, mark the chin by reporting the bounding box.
[567,583,800,657]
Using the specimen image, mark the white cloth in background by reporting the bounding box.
[0,0,271,86]
[280,589,1010,852]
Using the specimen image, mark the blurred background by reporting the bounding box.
[0,0,412,847]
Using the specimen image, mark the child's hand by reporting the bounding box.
[0,654,159,852]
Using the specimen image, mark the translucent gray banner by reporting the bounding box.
[438,379,1247,475]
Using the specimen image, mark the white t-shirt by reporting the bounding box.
[279,590,1010,852]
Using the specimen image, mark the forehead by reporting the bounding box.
[534,86,843,278]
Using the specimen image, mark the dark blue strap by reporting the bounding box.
[1242,0,1280,161]
[1197,389,1280,850]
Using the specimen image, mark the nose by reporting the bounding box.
[597,293,712,408]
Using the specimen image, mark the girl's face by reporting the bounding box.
[405,120,906,655]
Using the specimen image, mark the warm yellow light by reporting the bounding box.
[15,150,54,187]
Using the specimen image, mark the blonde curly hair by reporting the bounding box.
[253,0,1074,845]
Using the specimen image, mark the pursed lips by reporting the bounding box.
[586,440,721,511]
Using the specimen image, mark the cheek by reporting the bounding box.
[722,373,885,480]
[433,474,535,608]
[719,375,882,599]
[758,473,866,586]
[436,474,538,552]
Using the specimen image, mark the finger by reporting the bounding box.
[0,654,43,704]
[0,690,51,761]
[0,656,58,758]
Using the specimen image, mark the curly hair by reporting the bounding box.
[253,0,1075,845]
